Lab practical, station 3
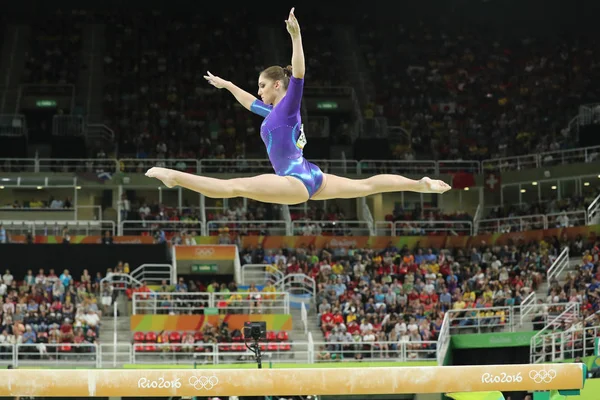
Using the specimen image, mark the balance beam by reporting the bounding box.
[0,364,584,397]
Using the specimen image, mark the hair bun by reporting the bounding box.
[283,65,293,77]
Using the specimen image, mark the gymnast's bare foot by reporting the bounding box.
[418,177,452,194]
[145,167,178,188]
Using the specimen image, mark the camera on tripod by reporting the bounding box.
[243,321,267,341]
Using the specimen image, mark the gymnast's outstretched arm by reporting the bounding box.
[286,8,305,79]
[203,71,256,111]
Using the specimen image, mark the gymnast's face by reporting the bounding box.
[258,74,283,105]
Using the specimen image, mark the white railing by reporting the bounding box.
[375,221,394,236]
[360,197,376,236]
[530,302,582,363]
[476,215,547,234]
[38,158,120,173]
[0,220,115,236]
[313,340,437,363]
[444,301,581,335]
[446,306,516,333]
[482,154,539,172]
[436,312,451,365]
[214,341,310,364]
[213,291,290,314]
[530,325,600,364]
[119,158,199,173]
[588,193,600,225]
[131,342,217,365]
[539,145,600,166]
[0,114,27,137]
[519,292,538,325]
[120,220,205,237]
[547,246,570,283]
[132,291,290,315]
[279,273,316,299]
[1,339,440,367]
[133,292,211,315]
[241,264,286,288]
[75,205,103,221]
[100,272,147,292]
[300,302,308,335]
[291,220,372,236]
[207,220,287,236]
[358,159,438,175]
[14,343,99,368]
[437,160,481,174]
[130,263,174,286]
[99,343,133,368]
[393,220,473,236]
[0,144,598,175]
[546,210,588,228]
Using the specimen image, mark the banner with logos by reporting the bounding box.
[7,224,600,250]
[173,245,237,275]
[130,314,292,332]
[451,332,537,349]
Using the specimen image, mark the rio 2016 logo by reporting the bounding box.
[137,377,182,389]
[481,372,523,383]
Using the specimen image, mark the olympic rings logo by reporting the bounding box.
[194,247,216,257]
[188,375,219,390]
[529,369,557,384]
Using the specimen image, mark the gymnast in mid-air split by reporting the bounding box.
[146,8,451,204]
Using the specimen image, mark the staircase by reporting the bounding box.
[77,23,106,121]
[0,25,30,114]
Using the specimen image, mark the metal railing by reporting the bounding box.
[207,220,287,236]
[436,312,451,365]
[0,144,599,176]
[313,340,437,363]
[291,220,371,236]
[300,302,308,335]
[120,220,205,237]
[476,215,547,234]
[588,193,600,225]
[280,274,316,299]
[547,246,570,283]
[390,220,473,236]
[445,301,581,335]
[482,154,539,172]
[530,325,600,363]
[446,306,515,334]
[13,343,99,368]
[0,114,27,137]
[546,210,588,228]
[53,115,84,137]
[530,302,582,363]
[358,159,438,175]
[12,340,434,366]
[130,263,174,286]
[240,264,286,288]
[132,291,291,315]
[0,220,115,236]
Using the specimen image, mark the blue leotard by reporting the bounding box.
[250,76,324,198]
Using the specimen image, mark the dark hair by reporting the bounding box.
[261,65,293,89]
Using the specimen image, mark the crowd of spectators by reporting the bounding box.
[357,17,600,162]
[238,234,599,360]
[482,185,600,233]
[21,10,86,85]
[0,267,104,359]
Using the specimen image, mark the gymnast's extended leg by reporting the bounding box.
[311,173,451,200]
[145,167,310,205]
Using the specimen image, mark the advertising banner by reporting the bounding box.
[130,314,292,332]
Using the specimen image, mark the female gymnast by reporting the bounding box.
[146,8,451,205]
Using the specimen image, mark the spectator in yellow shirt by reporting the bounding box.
[332,262,344,276]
